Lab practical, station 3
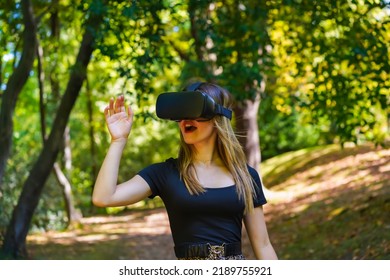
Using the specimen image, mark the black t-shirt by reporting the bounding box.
[137,158,267,247]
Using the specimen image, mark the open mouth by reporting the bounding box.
[184,123,197,133]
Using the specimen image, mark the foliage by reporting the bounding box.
[268,0,390,145]
[176,0,273,100]
[0,0,389,237]
[258,95,322,160]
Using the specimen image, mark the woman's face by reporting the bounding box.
[178,119,216,146]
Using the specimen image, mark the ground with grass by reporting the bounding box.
[27,144,390,259]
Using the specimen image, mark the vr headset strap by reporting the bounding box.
[215,105,233,120]
[184,82,233,120]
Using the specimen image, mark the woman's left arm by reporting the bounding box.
[244,206,278,260]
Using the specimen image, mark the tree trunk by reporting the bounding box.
[37,41,47,139]
[234,93,261,171]
[0,0,37,187]
[53,162,82,225]
[49,0,81,225]
[86,78,98,183]
[1,9,102,258]
[36,37,82,227]
[234,89,272,197]
[60,125,82,226]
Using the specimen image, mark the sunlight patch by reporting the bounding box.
[328,207,348,219]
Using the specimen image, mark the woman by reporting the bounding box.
[92,82,278,260]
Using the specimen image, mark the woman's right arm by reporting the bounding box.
[92,95,152,207]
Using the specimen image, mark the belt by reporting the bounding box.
[174,242,242,259]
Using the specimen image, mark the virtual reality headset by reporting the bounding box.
[156,91,233,121]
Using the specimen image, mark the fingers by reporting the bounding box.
[114,95,126,113]
[104,97,114,120]
[104,106,109,120]
[104,95,133,119]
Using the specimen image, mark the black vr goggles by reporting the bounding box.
[156,88,232,121]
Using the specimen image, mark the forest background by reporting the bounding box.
[0,0,389,259]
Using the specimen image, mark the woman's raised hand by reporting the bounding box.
[104,95,134,142]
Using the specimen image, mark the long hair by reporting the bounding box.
[178,82,257,213]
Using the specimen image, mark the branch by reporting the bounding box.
[167,39,190,61]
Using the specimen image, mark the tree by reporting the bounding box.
[212,0,273,170]
[1,0,175,258]
[1,0,107,259]
[172,0,273,171]
[2,0,388,259]
[0,0,37,188]
[268,0,390,145]
[36,32,82,226]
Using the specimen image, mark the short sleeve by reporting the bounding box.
[137,163,165,198]
[137,158,176,198]
[248,166,267,207]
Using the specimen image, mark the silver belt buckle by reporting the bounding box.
[208,243,225,259]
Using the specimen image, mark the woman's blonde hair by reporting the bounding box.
[178,82,257,213]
